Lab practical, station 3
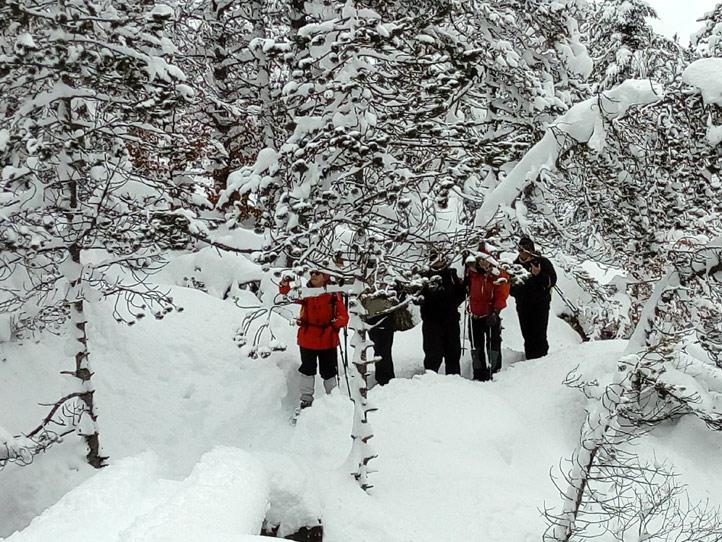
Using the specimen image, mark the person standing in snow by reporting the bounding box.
[279,268,349,410]
[360,292,397,386]
[419,251,466,375]
[463,250,510,381]
[510,236,557,360]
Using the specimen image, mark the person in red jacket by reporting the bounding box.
[279,269,349,410]
[464,252,510,381]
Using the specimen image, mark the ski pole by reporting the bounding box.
[341,327,352,397]
[469,314,476,379]
[461,300,468,355]
[341,293,352,397]
[484,323,493,377]
[553,284,579,315]
[468,314,475,352]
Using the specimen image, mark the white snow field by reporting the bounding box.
[2,274,722,541]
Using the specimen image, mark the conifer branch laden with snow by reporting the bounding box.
[583,0,686,92]
[224,0,594,267]
[524,60,722,339]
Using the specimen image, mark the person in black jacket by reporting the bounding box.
[510,236,557,360]
[420,251,466,375]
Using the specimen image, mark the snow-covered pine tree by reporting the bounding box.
[530,69,720,329]
[583,0,686,91]
[546,250,722,541]
[0,0,190,467]
[692,3,722,57]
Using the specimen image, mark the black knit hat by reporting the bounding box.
[518,235,535,252]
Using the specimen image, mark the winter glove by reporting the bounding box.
[428,274,443,291]
[486,311,500,328]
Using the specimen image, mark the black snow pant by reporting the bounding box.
[422,317,461,375]
[516,303,550,360]
[468,315,502,382]
[299,347,338,379]
[368,315,395,386]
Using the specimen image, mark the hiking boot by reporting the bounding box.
[299,374,315,406]
[489,350,502,374]
[323,377,337,394]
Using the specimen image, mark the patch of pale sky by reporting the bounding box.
[646,0,719,43]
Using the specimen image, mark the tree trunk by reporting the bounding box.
[251,0,275,149]
[68,214,105,468]
[344,307,378,491]
[60,85,105,467]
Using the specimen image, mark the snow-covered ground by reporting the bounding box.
[2,270,722,541]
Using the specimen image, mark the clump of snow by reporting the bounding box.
[707,122,722,145]
[145,56,186,84]
[257,454,323,537]
[683,58,722,106]
[176,83,195,100]
[221,148,279,204]
[122,447,269,541]
[558,41,593,79]
[149,3,174,18]
[253,148,279,175]
[156,246,264,298]
[4,449,270,542]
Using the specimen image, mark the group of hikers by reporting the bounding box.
[278,236,557,411]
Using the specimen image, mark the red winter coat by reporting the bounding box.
[465,267,510,317]
[280,283,349,350]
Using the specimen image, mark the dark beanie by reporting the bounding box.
[518,235,535,252]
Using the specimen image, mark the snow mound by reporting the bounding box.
[4,268,722,542]
[156,246,265,298]
[257,453,323,537]
[4,448,270,542]
[122,447,269,541]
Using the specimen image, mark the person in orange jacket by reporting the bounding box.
[463,252,510,381]
[280,268,349,409]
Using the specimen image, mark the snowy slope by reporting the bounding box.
[2,282,722,541]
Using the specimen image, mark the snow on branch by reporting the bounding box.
[0,393,84,467]
[546,346,722,541]
[476,79,664,227]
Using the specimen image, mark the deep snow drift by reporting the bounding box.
[2,267,722,541]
